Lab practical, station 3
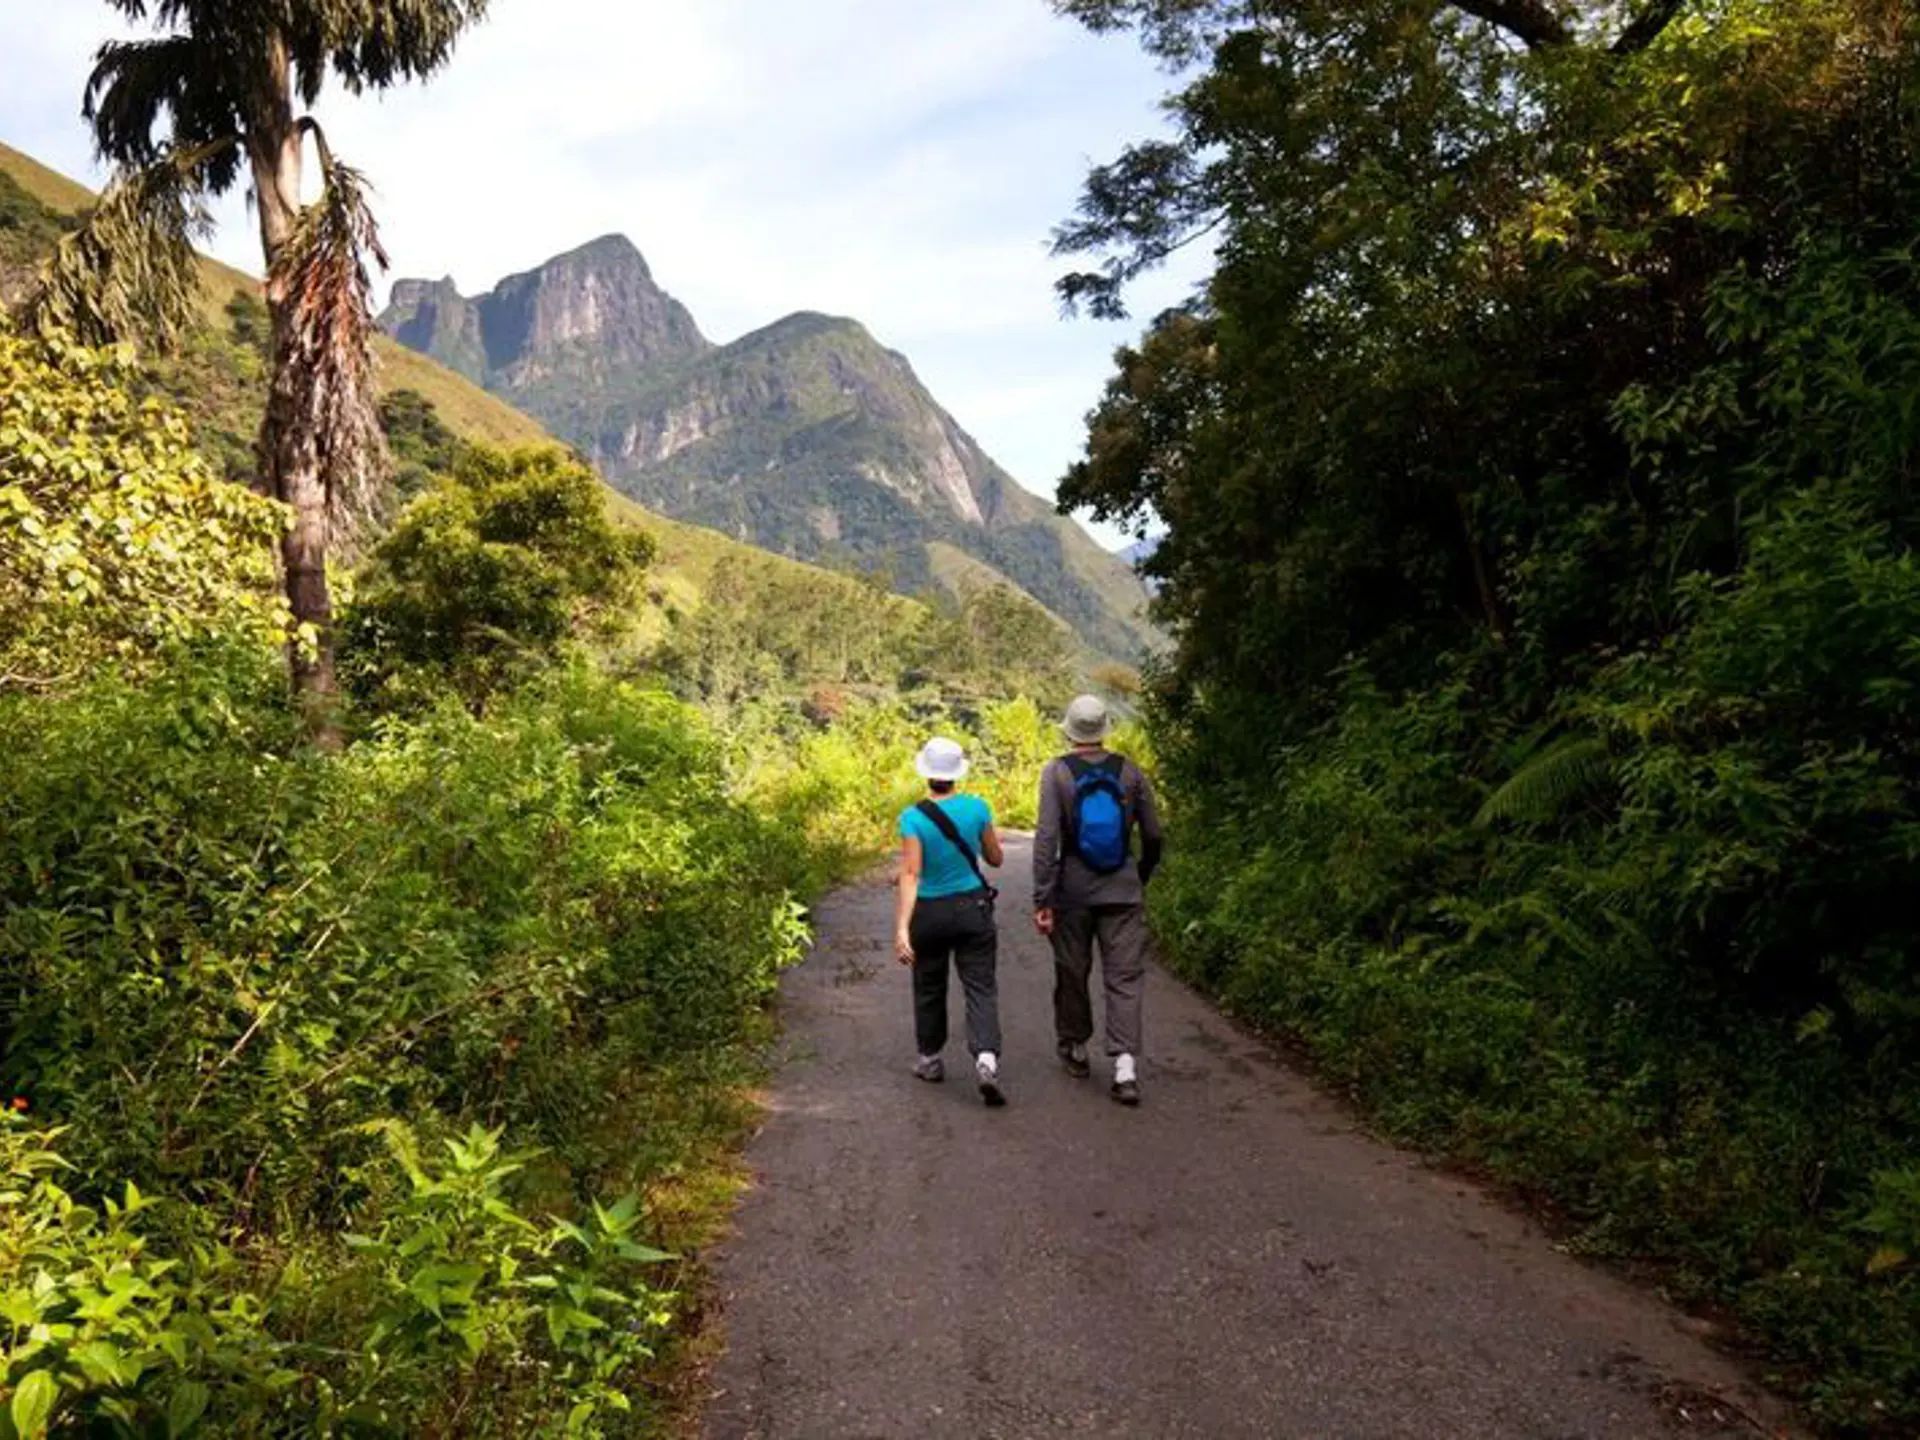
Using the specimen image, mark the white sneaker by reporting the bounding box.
[1111,1052,1140,1107]
[914,1054,944,1083]
[975,1051,1006,1108]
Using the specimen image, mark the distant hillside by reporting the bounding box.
[1119,534,1165,597]
[2,140,1081,698]
[380,237,1159,661]
[0,141,549,451]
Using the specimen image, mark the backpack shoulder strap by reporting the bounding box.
[1089,754,1134,830]
[1054,757,1084,842]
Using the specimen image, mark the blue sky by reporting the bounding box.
[0,0,1205,548]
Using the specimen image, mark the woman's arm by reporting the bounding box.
[894,835,922,964]
[979,822,1004,868]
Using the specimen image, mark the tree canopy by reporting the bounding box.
[0,326,287,689]
[24,0,493,738]
[342,443,652,711]
[1060,0,1920,1421]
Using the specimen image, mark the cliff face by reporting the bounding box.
[381,237,1157,660]
[384,277,487,385]
[381,235,709,393]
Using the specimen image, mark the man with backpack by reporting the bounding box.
[1033,694,1164,1106]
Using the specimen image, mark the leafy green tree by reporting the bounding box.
[0,326,287,689]
[1063,0,1920,1418]
[379,386,465,499]
[1049,0,1691,320]
[24,0,490,742]
[1057,0,1914,720]
[342,445,653,710]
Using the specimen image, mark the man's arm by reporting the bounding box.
[1132,764,1164,886]
[1032,760,1063,912]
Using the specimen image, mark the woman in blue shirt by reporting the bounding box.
[894,737,1006,1106]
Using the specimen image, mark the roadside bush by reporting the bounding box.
[0,651,796,1212]
[0,647,808,1433]
[0,1113,289,1438]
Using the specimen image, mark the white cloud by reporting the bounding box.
[0,0,1204,548]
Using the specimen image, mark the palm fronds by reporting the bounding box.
[266,135,390,553]
[1475,734,1613,826]
[20,146,222,349]
[84,35,249,192]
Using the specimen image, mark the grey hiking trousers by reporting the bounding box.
[1050,903,1149,1057]
[909,890,1002,1058]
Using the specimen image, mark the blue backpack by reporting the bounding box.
[1066,755,1130,874]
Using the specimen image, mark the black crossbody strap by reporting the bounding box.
[915,800,996,897]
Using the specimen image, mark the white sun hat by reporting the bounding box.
[915,737,970,782]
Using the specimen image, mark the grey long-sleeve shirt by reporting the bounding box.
[1032,750,1164,911]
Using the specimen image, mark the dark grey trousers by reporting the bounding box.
[1050,904,1149,1057]
[909,891,1002,1058]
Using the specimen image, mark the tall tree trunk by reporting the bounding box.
[1446,469,1508,644]
[249,40,341,747]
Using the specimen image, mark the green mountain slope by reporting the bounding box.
[1,141,1088,696]
[0,141,550,450]
[379,237,1158,661]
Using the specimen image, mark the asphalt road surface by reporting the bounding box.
[702,836,1787,1440]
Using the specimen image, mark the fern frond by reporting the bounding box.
[1476,735,1611,826]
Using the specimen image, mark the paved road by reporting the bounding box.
[702,837,1787,1440]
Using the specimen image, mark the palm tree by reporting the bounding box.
[27,0,490,742]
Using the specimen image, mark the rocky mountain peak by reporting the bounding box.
[487,234,706,376]
[379,233,708,395]
[380,234,1159,660]
[387,275,463,311]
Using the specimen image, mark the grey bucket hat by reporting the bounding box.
[1061,694,1113,745]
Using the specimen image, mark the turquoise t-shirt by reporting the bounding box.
[898,794,994,899]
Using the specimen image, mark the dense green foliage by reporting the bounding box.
[1064,0,1920,1426]
[0,326,287,687]
[0,640,818,1434]
[343,444,654,711]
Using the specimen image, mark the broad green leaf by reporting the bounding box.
[72,1339,132,1387]
[10,1371,57,1439]
[166,1380,210,1437]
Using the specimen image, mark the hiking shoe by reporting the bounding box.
[976,1052,1007,1108]
[1058,1042,1091,1079]
[914,1055,945,1083]
[1111,1078,1141,1107]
